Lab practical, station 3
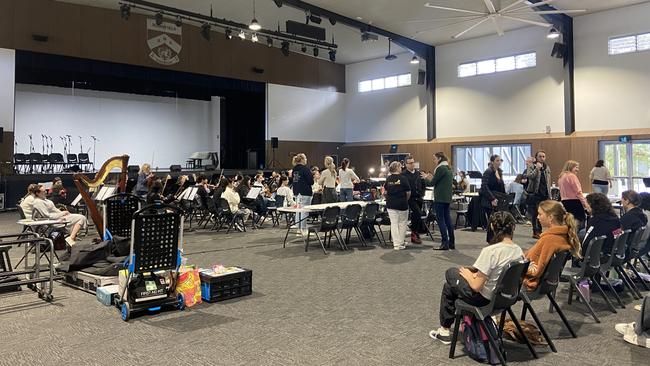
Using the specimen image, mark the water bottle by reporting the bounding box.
[297,194,302,208]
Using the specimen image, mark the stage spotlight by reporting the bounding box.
[175,16,182,27]
[301,45,307,53]
[120,4,131,20]
[239,30,246,40]
[200,23,211,40]
[368,167,375,174]
[329,17,337,26]
[410,55,419,64]
[266,36,273,47]
[309,14,322,24]
[547,27,560,39]
[225,28,233,39]
[313,47,319,57]
[329,49,336,62]
[281,41,290,57]
[273,0,283,8]
[155,11,163,26]
[251,34,258,43]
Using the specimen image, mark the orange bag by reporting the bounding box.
[175,267,202,307]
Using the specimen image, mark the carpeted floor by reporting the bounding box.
[0,211,647,366]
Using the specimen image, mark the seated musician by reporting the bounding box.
[32,184,87,246]
[253,173,265,187]
[222,178,251,230]
[48,177,68,205]
[195,174,212,198]
[134,163,154,197]
[19,184,39,219]
[146,179,176,205]
[213,178,228,200]
[237,176,267,219]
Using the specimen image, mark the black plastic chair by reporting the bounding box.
[305,206,344,254]
[13,153,28,173]
[215,198,246,233]
[625,227,650,292]
[29,153,45,173]
[48,153,65,172]
[67,153,78,167]
[601,230,638,304]
[360,203,383,246]
[449,260,533,365]
[561,235,613,323]
[374,209,390,246]
[339,204,364,248]
[520,251,575,343]
[78,153,93,171]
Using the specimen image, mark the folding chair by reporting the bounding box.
[561,235,614,323]
[339,204,365,247]
[359,203,384,246]
[625,227,650,292]
[449,260,534,365]
[305,206,344,254]
[520,251,576,342]
[601,230,638,303]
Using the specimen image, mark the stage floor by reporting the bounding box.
[0,212,645,365]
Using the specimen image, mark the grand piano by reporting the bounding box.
[187,152,219,169]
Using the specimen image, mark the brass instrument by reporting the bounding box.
[73,155,129,235]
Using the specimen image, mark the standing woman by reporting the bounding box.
[134,163,153,198]
[589,160,613,195]
[429,152,455,251]
[339,158,360,202]
[291,153,314,232]
[319,156,338,204]
[384,162,411,250]
[480,155,506,243]
[558,160,590,228]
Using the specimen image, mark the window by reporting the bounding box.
[358,73,412,93]
[608,32,650,55]
[452,144,532,183]
[458,52,536,78]
[600,140,650,194]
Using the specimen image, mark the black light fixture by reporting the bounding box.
[249,0,261,31]
[200,23,211,40]
[329,49,336,62]
[266,36,273,47]
[155,11,164,26]
[301,45,307,53]
[281,41,290,57]
[329,17,337,26]
[120,4,131,20]
[175,16,182,27]
[547,27,560,39]
[273,0,283,8]
[225,28,233,39]
[313,47,319,57]
[410,55,419,64]
[385,39,397,61]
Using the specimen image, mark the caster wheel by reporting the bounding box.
[121,302,131,322]
[177,294,185,311]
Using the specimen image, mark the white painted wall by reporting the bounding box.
[345,56,426,142]
[267,84,346,142]
[0,48,15,132]
[574,2,650,132]
[436,26,565,138]
[14,84,220,169]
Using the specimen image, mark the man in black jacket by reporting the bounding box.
[403,156,425,244]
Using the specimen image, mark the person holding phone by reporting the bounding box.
[525,151,552,239]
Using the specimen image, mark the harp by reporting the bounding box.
[73,155,129,235]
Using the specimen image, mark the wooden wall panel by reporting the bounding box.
[208,35,232,78]
[13,0,56,54]
[317,61,346,93]
[0,0,15,49]
[108,9,140,66]
[49,2,81,57]
[80,6,111,61]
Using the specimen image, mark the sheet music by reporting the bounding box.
[246,186,262,199]
[186,187,199,201]
[176,187,189,200]
[95,186,116,201]
[424,190,434,201]
[71,194,83,206]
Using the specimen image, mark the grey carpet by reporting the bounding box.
[0,212,647,366]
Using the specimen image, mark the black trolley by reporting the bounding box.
[114,203,185,321]
[103,193,143,240]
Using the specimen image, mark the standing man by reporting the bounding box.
[403,156,425,244]
[525,151,552,239]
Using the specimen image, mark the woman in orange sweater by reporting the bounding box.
[523,200,582,291]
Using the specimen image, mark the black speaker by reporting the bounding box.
[390,144,398,153]
[551,42,567,59]
[417,70,426,85]
[271,137,279,149]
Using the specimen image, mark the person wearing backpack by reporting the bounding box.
[429,211,524,344]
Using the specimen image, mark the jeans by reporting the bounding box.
[439,268,490,328]
[296,195,312,230]
[527,194,546,235]
[434,202,455,247]
[340,188,354,202]
[592,184,609,195]
[387,209,409,248]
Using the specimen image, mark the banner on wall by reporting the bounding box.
[146,19,182,66]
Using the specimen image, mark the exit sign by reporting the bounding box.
[619,135,631,143]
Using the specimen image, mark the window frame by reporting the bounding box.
[608,31,650,56]
[457,51,537,79]
[358,72,413,93]
[452,143,532,180]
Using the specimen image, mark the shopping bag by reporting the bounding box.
[175,267,202,307]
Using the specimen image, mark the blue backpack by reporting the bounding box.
[460,315,505,365]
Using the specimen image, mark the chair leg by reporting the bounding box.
[313,232,327,255]
[638,257,650,274]
[507,308,538,359]
[498,310,507,338]
[477,316,508,366]
[523,301,557,352]
[354,227,366,247]
[571,279,601,323]
[616,266,641,299]
[333,230,347,250]
[599,270,625,309]
[627,262,650,291]
[448,314,462,360]
[592,276,617,314]
[547,293,577,338]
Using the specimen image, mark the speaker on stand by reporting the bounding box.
[268,137,282,169]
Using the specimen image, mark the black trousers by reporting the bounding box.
[409,198,425,234]
[439,268,491,328]
[526,194,547,235]
[322,187,338,204]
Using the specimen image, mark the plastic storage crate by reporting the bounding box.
[200,268,252,303]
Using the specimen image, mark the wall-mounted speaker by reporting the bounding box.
[252,67,265,74]
[32,34,49,42]
[551,42,567,59]
[417,70,426,85]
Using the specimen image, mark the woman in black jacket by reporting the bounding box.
[582,193,621,261]
[480,155,506,243]
[291,153,314,232]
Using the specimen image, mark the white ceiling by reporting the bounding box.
[57,0,650,64]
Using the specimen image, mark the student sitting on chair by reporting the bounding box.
[19,184,39,219]
[429,212,523,345]
[275,176,295,207]
[581,193,621,261]
[32,184,87,246]
[222,178,251,230]
[523,200,582,292]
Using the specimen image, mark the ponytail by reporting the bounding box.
[564,212,582,259]
[487,211,516,245]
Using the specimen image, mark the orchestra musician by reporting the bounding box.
[134,163,154,197]
[32,184,88,247]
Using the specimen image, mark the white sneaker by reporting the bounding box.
[65,236,76,246]
[429,327,452,345]
[635,304,642,311]
[393,245,406,250]
[624,331,650,348]
[615,322,635,336]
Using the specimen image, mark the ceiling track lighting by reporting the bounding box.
[154,11,163,26]
[410,55,419,64]
[266,36,273,47]
[174,16,182,27]
[301,45,307,53]
[251,34,258,43]
[239,30,246,40]
[329,49,336,62]
[120,4,131,20]
[273,0,283,8]
[308,14,322,25]
[313,47,319,57]
[200,22,211,40]
[249,0,262,31]
[281,41,290,57]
